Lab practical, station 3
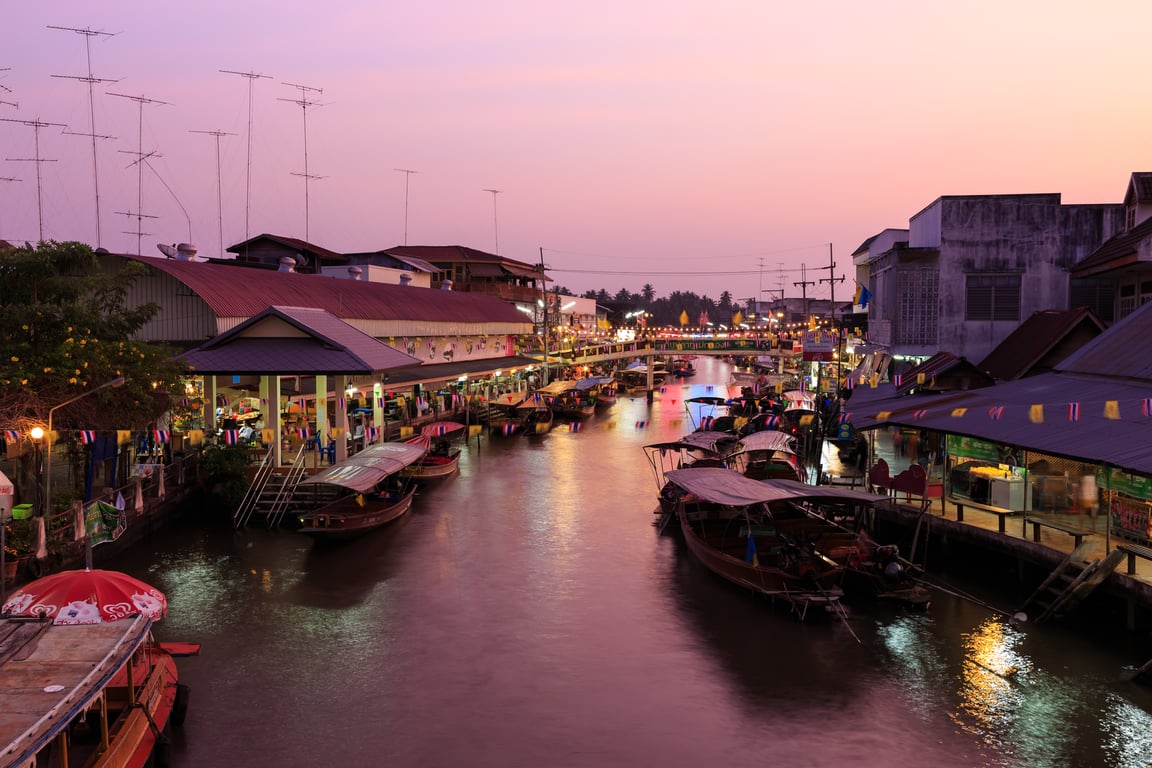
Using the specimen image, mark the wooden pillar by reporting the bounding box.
[334,375,350,463]
[315,374,329,446]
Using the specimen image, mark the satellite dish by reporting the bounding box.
[157,243,178,259]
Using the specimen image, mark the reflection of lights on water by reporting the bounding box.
[954,618,1030,757]
[1100,692,1152,768]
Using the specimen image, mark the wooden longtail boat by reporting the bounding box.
[0,613,197,768]
[661,467,845,617]
[402,421,467,480]
[295,442,426,540]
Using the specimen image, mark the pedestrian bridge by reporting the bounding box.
[558,337,796,368]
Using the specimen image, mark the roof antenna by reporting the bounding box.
[0,116,67,241]
[109,91,169,255]
[278,82,325,245]
[49,25,120,249]
[221,69,273,259]
[190,129,237,259]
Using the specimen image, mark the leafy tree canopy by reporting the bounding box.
[0,241,186,434]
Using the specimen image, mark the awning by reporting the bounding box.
[664,467,888,506]
[384,356,546,387]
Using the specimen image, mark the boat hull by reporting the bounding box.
[297,487,416,540]
[676,504,843,610]
[402,454,460,480]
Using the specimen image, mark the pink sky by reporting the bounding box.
[3,2,1149,300]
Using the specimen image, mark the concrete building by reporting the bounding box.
[858,194,1123,362]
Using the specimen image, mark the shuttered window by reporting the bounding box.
[965,274,1020,321]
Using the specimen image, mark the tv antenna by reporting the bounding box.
[395,168,417,245]
[109,92,169,255]
[793,263,814,319]
[190,129,237,258]
[49,25,120,248]
[140,156,192,243]
[483,188,501,254]
[278,82,325,244]
[221,69,272,253]
[0,69,16,109]
[1,116,67,240]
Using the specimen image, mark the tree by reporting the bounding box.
[0,241,187,504]
[641,284,656,303]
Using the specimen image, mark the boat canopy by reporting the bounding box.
[418,421,466,437]
[571,376,615,391]
[298,442,428,493]
[535,380,577,396]
[665,467,889,507]
[644,430,739,457]
[735,430,796,455]
[685,396,729,406]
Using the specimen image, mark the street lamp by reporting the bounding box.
[41,376,126,568]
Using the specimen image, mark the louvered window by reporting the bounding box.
[965,274,1020,321]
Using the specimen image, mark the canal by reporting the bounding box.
[109,357,1152,767]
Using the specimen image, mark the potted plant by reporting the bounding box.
[3,518,34,582]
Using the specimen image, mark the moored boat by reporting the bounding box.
[0,612,195,768]
[402,421,467,480]
[660,466,846,617]
[295,442,426,540]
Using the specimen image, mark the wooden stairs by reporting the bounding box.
[1016,542,1126,624]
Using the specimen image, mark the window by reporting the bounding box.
[894,268,938,345]
[965,274,1020,321]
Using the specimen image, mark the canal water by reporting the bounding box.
[108,357,1152,767]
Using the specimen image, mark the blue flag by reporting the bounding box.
[854,280,873,309]
[745,535,759,567]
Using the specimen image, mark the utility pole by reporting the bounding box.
[817,243,846,387]
[190,129,237,258]
[483,189,501,254]
[50,25,119,249]
[109,92,169,255]
[279,82,325,244]
[1,117,67,241]
[793,263,814,321]
[395,169,417,245]
[539,247,549,385]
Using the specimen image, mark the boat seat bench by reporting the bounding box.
[953,500,1017,532]
[1024,516,1094,548]
[1117,543,1152,575]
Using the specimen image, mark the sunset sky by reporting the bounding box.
[3,2,1150,299]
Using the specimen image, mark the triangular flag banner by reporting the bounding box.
[775,382,785,394]
[469,425,483,437]
[535,421,549,434]
[1104,401,1120,420]
[330,427,345,438]
[261,429,275,444]
[1067,403,1080,422]
[188,429,205,446]
[117,429,132,446]
[875,411,891,421]
[916,373,925,384]
[399,426,414,438]
[799,415,814,426]
[951,408,968,418]
[1029,404,1044,424]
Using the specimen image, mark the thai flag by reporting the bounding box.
[766,415,779,428]
[378,397,385,408]
[569,422,581,432]
[893,374,903,388]
[368,427,379,441]
[153,429,170,444]
[912,409,928,421]
[1068,402,1081,421]
[635,420,647,429]
[79,430,97,445]
[845,378,855,390]
[502,424,515,436]
[297,428,311,440]
[223,429,238,445]
[338,397,345,411]
[1143,398,1152,417]
[3,429,19,442]
[839,412,852,425]
[435,424,447,435]
[987,406,1005,421]
[181,397,190,407]
[261,398,268,406]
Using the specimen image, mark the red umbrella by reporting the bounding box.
[1,568,167,625]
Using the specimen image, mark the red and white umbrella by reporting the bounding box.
[1,568,167,625]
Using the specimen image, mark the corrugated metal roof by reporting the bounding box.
[177,306,421,374]
[846,372,1152,475]
[383,355,545,386]
[1056,299,1152,379]
[122,254,530,326]
[1070,215,1152,277]
[977,308,1104,381]
[385,245,550,281]
[227,233,347,262]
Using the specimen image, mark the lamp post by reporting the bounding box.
[40,376,126,569]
